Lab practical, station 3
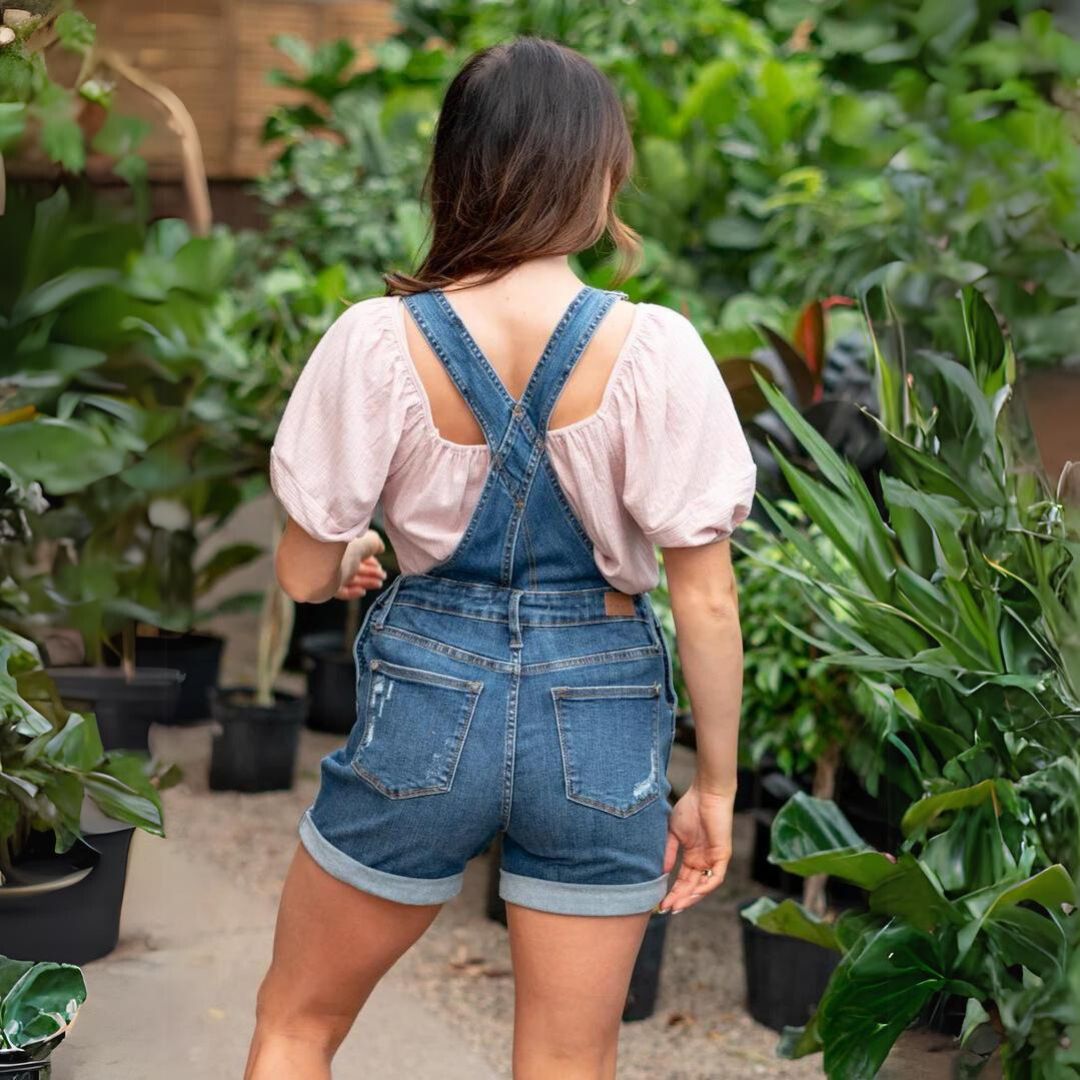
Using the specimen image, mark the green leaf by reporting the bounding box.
[880,477,972,581]
[90,112,150,158]
[816,922,950,1078]
[754,373,896,597]
[770,793,898,889]
[911,0,978,55]
[741,896,840,951]
[0,959,35,1002]
[85,753,165,836]
[11,268,122,325]
[0,418,128,494]
[195,543,263,596]
[673,59,739,135]
[38,114,84,172]
[867,854,956,933]
[958,865,1076,957]
[0,961,86,1052]
[55,10,96,53]
[44,713,105,772]
[983,906,1067,982]
[0,103,27,149]
[901,780,999,837]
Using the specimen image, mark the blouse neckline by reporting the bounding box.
[389,294,650,454]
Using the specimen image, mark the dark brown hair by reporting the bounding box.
[383,36,641,296]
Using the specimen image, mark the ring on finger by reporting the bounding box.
[700,867,714,879]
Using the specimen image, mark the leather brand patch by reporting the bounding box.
[604,590,636,617]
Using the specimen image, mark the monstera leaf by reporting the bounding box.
[0,957,86,1061]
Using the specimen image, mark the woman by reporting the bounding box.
[246,35,755,1080]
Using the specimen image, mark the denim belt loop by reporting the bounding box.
[372,573,404,631]
[508,589,524,650]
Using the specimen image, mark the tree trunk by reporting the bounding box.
[803,742,841,919]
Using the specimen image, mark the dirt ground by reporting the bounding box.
[145,711,975,1080]
[153,721,820,1079]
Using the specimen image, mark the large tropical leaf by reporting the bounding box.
[0,960,86,1053]
[0,418,128,494]
[770,793,897,889]
[813,922,972,1079]
[741,896,841,951]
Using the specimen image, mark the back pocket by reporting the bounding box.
[552,683,662,818]
[352,658,483,798]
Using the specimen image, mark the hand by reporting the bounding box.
[657,782,735,915]
[336,530,387,601]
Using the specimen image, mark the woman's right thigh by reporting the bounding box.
[253,843,443,1039]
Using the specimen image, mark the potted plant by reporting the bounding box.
[742,286,1080,1076]
[731,514,874,1031]
[206,497,311,793]
[718,297,885,509]
[0,185,264,745]
[0,954,87,1079]
[0,625,175,965]
[3,8,263,740]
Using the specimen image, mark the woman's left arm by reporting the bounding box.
[275,520,386,604]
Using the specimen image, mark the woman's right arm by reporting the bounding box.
[275,520,385,604]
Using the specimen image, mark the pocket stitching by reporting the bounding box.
[350,664,483,799]
[552,684,661,819]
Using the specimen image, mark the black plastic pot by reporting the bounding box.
[208,688,306,792]
[919,991,968,1037]
[0,827,134,965]
[741,899,840,1031]
[46,666,184,750]
[106,633,223,723]
[301,632,357,735]
[286,599,350,672]
[0,1060,51,1078]
[623,910,670,1022]
[285,560,399,670]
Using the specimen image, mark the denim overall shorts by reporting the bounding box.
[299,284,679,916]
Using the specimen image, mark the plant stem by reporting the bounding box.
[255,506,295,708]
[122,621,136,682]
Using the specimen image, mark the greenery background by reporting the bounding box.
[1,2,1079,1077]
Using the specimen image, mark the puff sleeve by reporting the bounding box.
[269,298,406,543]
[620,305,757,547]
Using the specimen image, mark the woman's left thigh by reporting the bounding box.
[506,902,651,1078]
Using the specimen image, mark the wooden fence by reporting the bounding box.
[76,0,397,179]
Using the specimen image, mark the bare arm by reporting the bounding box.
[662,537,743,795]
[656,537,743,914]
[275,518,386,604]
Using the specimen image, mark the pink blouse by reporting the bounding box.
[269,294,757,595]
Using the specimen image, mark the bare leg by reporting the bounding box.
[507,902,650,1080]
[244,843,443,1080]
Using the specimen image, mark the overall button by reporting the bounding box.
[512,404,524,419]
[514,497,525,511]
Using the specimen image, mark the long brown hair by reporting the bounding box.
[383,37,641,296]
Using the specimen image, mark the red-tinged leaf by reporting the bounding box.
[795,300,826,381]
